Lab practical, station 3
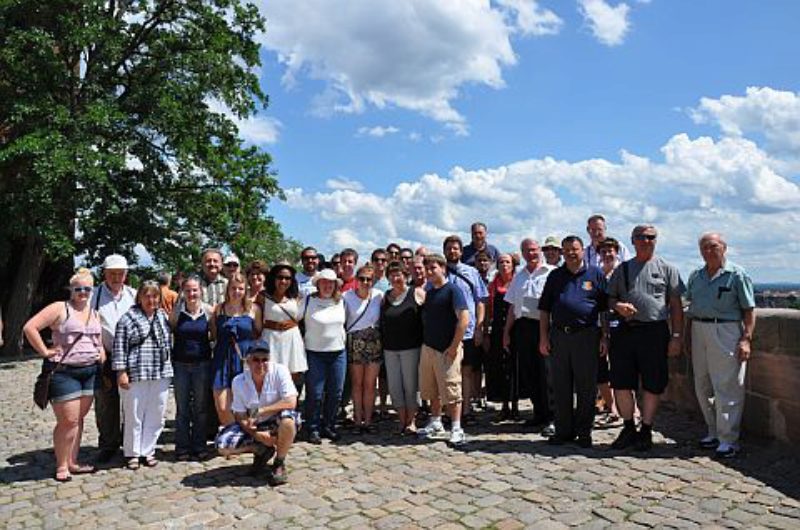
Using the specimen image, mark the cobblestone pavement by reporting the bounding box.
[1,357,798,529]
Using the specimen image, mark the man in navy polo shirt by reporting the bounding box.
[538,236,607,448]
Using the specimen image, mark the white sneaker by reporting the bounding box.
[418,421,447,439]
[448,428,466,446]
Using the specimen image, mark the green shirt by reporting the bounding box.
[685,260,755,321]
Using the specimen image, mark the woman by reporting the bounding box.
[170,275,213,460]
[484,254,517,420]
[246,260,269,308]
[210,272,263,427]
[343,264,383,433]
[381,261,425,435]
[112,281,173,469]
[261,263,307,387]
[24,268,103,482]
[596,238,622,428]
[299,268,346,444]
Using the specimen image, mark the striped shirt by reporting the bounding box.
[112,306,174,382]
[201,276,228,306]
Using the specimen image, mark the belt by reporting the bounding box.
[552,324,593,334]
[694,317,738,323]
[621,320,666,328]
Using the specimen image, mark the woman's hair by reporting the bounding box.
[181,273,202,290]
[314,277,342,302]
[245,259,269,278]
[225,272,252,312]
[69,267,94,286]
[600,237,620,253]
[385,261,404,277]
[266,265,299,299]
[355,263,374,278]
[135,280,162,307]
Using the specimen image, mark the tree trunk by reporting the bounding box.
[0,235,45,358]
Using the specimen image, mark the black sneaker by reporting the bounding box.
[576,435,592,449]
[714,442,740,459]
[635,428,653,452]
[249,446,275,476]
[540,422,556,438]
[307,431,322,445]
[321,427,340,442]
[611,424,638,450]
[698,436,719,449]
[270,461,288,486]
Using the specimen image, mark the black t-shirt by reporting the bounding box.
[538,264,607,327]
[422,281,468,351]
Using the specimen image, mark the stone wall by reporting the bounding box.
[665,308,800,444]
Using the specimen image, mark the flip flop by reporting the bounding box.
[69,464,96,475]
[54,470,72,483]
[126,457,140,470]
[143,456,158,467]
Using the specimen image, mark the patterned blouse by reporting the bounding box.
[112,306,173,382]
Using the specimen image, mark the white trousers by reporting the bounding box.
[120,378,170,458]
[691,321,747,444]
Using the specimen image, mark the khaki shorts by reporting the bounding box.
[419,344,463,406]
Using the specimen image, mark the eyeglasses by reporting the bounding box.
[72,286,93,293]
[249,356,269,363]
[276,275,292,281]
[357,276,373,282]
[633,234,657,241]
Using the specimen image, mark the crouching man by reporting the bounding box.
[215,340,300,485]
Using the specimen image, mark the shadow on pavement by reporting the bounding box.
[180,463,273,488]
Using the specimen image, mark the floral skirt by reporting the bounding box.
[347,327,383,365]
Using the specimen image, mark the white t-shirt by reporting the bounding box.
[230,363,297,414]
[343,289,383,333]
[299,296,346,352]
[91,283,137,351]
[504,265,555,320]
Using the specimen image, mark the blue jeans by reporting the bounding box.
[304,350,346,433]
[173,361,211,454]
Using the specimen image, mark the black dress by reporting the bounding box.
[485,281,517,404]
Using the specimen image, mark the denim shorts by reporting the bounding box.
[46,361,100,403]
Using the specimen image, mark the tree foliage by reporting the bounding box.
[0,0,299,353]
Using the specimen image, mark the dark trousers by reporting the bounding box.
[513,318,551,422]
[550,327,600,439]
[95,360,122,451]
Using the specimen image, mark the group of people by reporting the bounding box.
[23,215,756,485]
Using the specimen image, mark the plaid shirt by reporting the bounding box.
[112,306,174,382]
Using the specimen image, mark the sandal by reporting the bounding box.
[54,469,72,483]
[126,457,140,470]
[143,455,158,467]
[69,463,96,475]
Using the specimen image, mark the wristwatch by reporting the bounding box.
[671,333,681,339]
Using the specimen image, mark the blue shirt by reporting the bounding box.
[685,261,755,321]
[538,264,607,328]
[445,262,489,340]
[462,242,500,267]
[422,281,469,352]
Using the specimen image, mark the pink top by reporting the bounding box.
[51,305,103,366]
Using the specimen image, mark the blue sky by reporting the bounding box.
[230,0,800,282]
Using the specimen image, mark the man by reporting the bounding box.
[157,271,178,314]
[414,246,430,257]
[411,256,427,288]
[418,254,470,446]
[222,253,240,280]
[503,239,556,433]
[542,236,562,267]
[462,222,500,267]
[607,225,684,451]
[215,340,299,485]
[538,236,607,448]
[371,248,390,291]
[386,243,401,262]
[685,232,755,459]
[200,248,228,306]
[474,251,494,286]
[297,246,320,297]
[584,214,631,269]
[339,248,359,292]
[92,254,137,463]
[443,235,488,421]
[399,247,414,276]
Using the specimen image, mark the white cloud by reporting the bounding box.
[357,125,400,138]
[285,87,800,281]
[325,177,365,192]
[408,131,422,142]
[258,0,560,135]
[207,100,281,145]
[578,0,631,46]
[690,86,800,155]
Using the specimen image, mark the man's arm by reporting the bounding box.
[667,293,684,357]
[474,301,485,346]
[736,308,756,362]
[538,310,550,356]
[445,309,469,361]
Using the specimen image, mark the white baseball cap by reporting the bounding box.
[102,254,129,270]
[224,254,240,265]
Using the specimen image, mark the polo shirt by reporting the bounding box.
[422,281,468,352]
[504,264,556,320]
[685,260,755,321]
[462,242,500,267]
[445,262,489,340]
[538,264,607,328]
[230,363,297,414]
[341,276,358,292]
[607,256,685,322]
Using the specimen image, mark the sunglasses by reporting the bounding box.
[633,234,657,241]
[373,258,387,263]
[276,275,293,281]
[72,286,93,293]
[249,356,269,363]
[357,276,373,282]
[301,255,318,260]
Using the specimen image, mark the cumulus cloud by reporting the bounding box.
[257,0,561,135]
[578,0,631,46]
[356,125,400,138]
[285,87,800,280]
[325,177,365,192]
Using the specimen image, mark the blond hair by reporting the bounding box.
[70,267,94,286]
[225,272,252,313]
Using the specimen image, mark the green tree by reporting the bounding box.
[0,0,298,356]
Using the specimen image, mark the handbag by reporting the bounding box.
[33,305,91,410]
